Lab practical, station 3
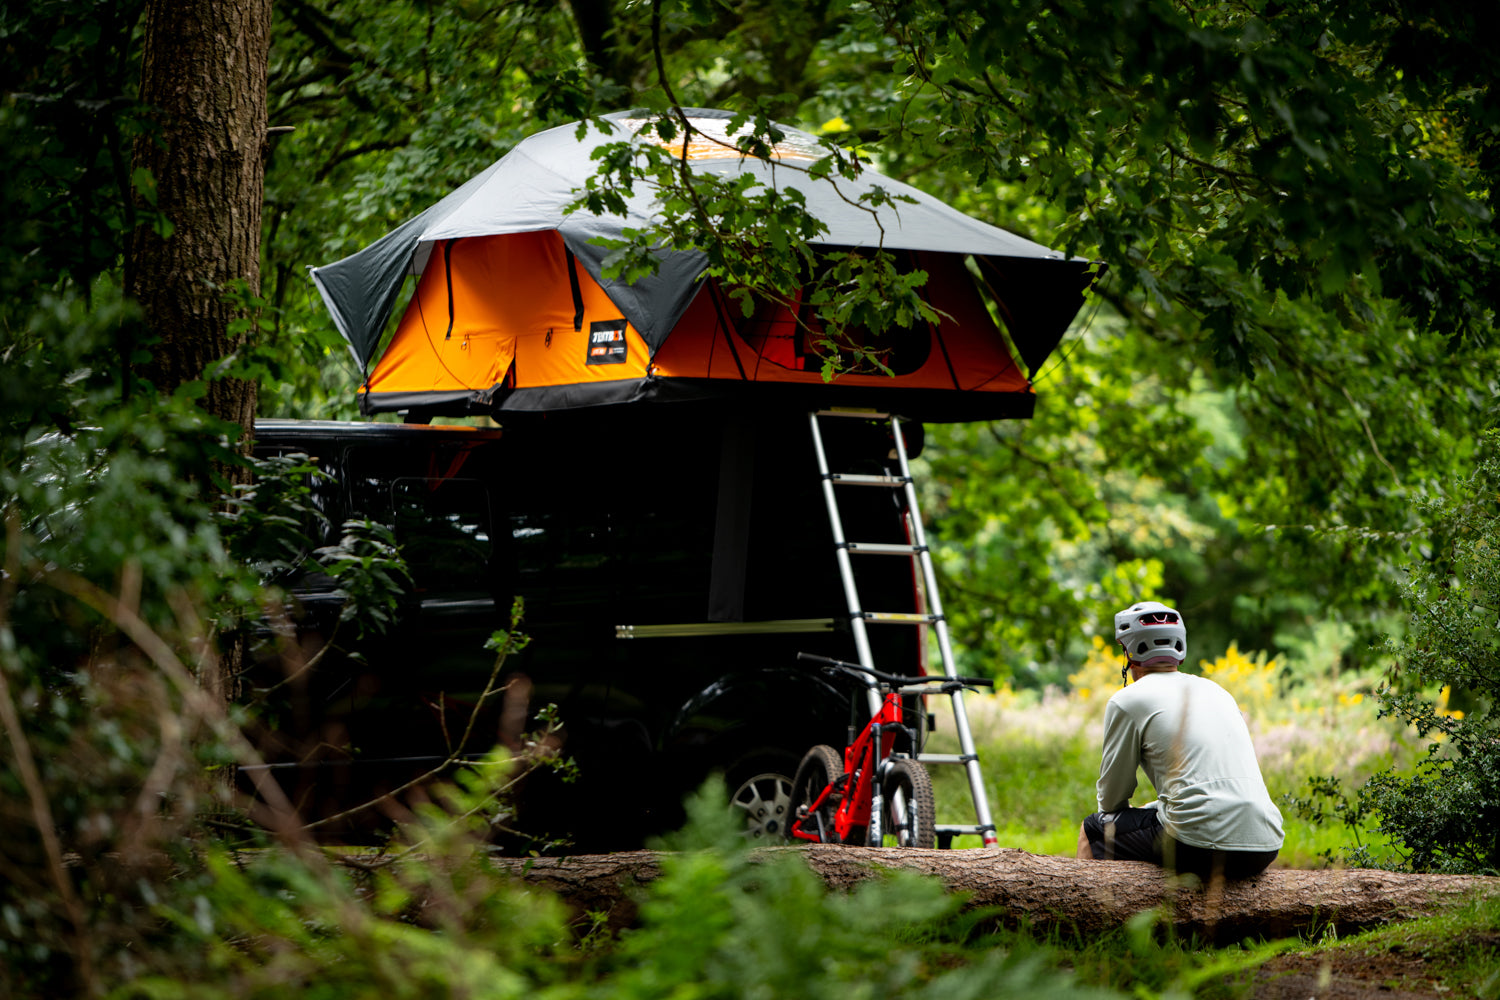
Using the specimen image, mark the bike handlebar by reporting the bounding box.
[795,652,995,690]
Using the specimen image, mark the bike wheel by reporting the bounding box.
[789,745,844,844]
[880,758,935,848]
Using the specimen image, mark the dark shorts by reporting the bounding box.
[1082,807,1278,881]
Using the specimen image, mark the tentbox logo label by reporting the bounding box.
[586,320,628,365]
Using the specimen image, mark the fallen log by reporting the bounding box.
[487,846,1500,943]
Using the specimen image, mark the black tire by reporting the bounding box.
[879,758,935,848]
[789,744,844,844]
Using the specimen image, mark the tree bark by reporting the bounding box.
[127,0,271,705]
[129,0,270,441]
[486,847,1500,944]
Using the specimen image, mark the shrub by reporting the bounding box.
[1294,432,1500,874]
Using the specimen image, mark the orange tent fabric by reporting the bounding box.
[368,231,652,398]
[650,251,1028,395]
[364,231,1038,419]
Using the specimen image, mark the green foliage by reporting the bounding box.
[862,0,1497,362]
[1,282,255,638]
[922,291,1488,682]
[6,1,1497,680]
[9,0,1473,688]
[7,757,1141,998]
[557,0,1498,682]
[0,285,268,995]
[1318,432,1500,874]
[600,783,1114,1000]
[0,1,152,296]
[572,108,941,375]
[485,601,533,658]
[3,3,1500,992]
[218,452,328,582]
[121,767,576,1000]
[919,312,1220,680]
[1051,908,1299,998]
[313,519,411,638]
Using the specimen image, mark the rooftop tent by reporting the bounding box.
[310,109,1099,422]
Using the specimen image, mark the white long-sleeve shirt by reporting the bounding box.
[1096,670,1284,852]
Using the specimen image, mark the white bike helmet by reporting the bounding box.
[1115,601,1187,663]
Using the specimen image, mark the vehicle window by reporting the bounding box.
[388,477,495,594]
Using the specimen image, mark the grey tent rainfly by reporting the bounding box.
[310,109,1099,421]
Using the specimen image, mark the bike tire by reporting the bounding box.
[789,744,844,844]
[880,758,936,848]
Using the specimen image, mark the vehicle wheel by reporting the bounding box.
[729,770,794,841]
[789,744,844,844]
[879,758,935,848]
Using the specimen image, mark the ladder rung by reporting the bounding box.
[857,611,942,624]
[827,473,911,486]
[916,753,979,765]
[843,542,924,556]
[815,408,890,419]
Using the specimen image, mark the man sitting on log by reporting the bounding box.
[1077,601,1284,881]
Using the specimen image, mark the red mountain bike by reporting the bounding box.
[788,653,994,848]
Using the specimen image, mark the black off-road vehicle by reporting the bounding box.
[247,406,927,852]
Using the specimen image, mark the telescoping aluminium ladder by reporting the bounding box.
[809,410,998,849]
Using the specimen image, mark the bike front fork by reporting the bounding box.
[867,782,884,845]
[866,760,918,846]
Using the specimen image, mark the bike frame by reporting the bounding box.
[788,653,992,847]
[789,685,912,845]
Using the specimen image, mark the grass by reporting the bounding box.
[926,636,1416,867]
[920,889,1500,999]
[1038,918,1299,999]
[1298,893,1500,998]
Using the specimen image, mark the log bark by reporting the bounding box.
[487,846,1500,943]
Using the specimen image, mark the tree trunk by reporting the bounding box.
[127,0,271,704]
[129,0,269,442]
[486,847,1500,944]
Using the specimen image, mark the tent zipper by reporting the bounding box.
[443,240,456,340]
[565,247,585,331]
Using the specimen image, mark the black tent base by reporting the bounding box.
[361,375,1037,425]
